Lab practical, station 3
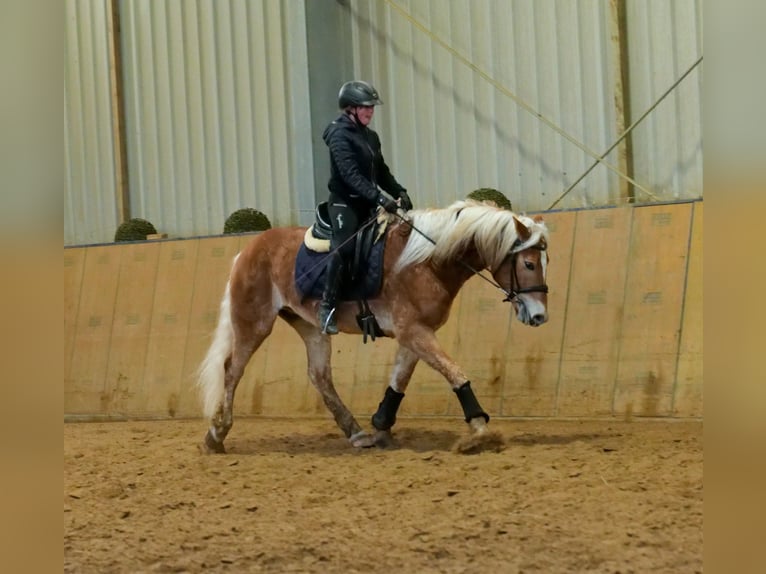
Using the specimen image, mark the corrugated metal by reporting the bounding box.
[119,0,315,238]
[344,0,621,211]
[65,0,703,245]
[65,0,120,245]
[626,0,703,200]
[344,0,701,211]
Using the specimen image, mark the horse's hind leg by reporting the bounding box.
[282,314,368,445]
[204,314,275,454]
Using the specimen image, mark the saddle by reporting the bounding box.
[295,202,389,342]
[303,201,333,250]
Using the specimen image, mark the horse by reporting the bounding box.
[197,199,549,453]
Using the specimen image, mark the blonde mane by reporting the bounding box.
[394,200,549,272]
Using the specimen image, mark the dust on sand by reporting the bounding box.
[65,417,702,573]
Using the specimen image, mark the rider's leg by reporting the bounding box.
[318,252,342,334]
[318,198,358,335]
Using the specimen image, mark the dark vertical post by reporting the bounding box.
[609,0,635,204]
[305,0,353,207]
[107,0,131,222]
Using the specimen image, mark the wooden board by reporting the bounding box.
[501,211,576,417]
[103,242,161,415]
[142,239,199,417]
[63,203,703,421]
[556,207,633,416]
[64,248,87,385]
[673,201,703,417]
[612,203,693,417]
[178,235,243,417]
[65,246,123,413]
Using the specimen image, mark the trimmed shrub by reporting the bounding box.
[223,208,272,234]
[467,188,513,211]
[114,218,158,242]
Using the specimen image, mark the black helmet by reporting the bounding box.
[338,80,383,108]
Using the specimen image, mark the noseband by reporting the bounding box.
[501,240,549,303]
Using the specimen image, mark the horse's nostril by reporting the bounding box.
[532,314,546,325]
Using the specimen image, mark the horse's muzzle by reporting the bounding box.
[515,300,547,326]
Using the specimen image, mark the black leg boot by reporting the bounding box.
[318,254,343,335]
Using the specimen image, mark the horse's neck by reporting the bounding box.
[389,223,488,296]
[432,247,486,297]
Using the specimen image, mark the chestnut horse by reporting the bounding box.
[198,200,549,453]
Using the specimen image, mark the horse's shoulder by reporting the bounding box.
[260,226,308,237]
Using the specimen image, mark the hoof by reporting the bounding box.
[469,417,490,435]
[453,420,505,454]
[349,431,378,448]
[200,430,226,454]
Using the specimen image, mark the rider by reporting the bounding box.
[317,80,413,335]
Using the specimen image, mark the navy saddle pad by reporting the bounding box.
[294,235,386,301]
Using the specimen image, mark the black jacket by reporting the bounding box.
[322,113,406,208]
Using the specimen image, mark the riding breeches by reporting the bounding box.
[327,196,369,260]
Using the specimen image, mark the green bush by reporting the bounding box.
[223,208,272,234]
[114,218,158,242]
[467,188,513,211]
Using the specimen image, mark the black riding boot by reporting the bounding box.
[318,255,343,335]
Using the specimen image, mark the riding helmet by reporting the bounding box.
[338,80,383,108]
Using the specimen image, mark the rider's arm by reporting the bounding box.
[326,132,380,204]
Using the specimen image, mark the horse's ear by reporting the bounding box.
[533,214,544,223]
[513,215,532,241]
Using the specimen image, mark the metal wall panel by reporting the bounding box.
[65,0,121,245]
[119,0,315,238]
[344,0,621,212]
[343,0,701,211]
[65,0,703,245]
[626,0,703,200]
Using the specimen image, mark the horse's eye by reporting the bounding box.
[524,261,535,271]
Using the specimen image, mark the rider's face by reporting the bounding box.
[353,105,375,126]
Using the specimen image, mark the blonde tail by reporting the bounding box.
[197,280,234,420]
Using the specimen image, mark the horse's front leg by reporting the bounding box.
[399,325,492,435]
[368,345,420,447]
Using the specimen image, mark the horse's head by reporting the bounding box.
[492,214,549,327]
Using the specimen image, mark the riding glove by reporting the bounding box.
[377,193,399,213]
[398,191,413,211]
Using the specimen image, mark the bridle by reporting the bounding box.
[501,239,549,303]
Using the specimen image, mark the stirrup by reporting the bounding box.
[320,306,338,335]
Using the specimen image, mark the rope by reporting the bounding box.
[380,0,653,198]
[546,55,703,210]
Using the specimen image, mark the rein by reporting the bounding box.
[393,212,548,303]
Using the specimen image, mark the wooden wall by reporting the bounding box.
[64,201,702,421]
